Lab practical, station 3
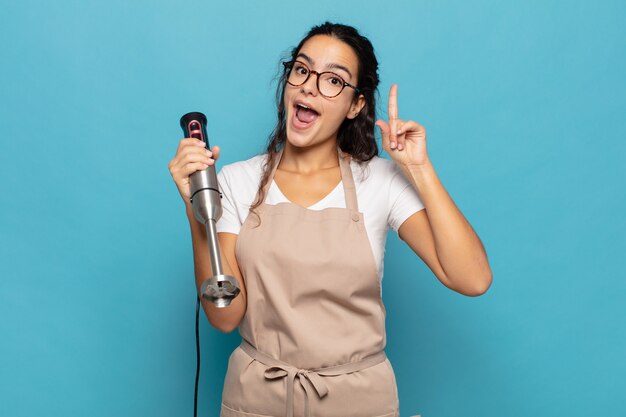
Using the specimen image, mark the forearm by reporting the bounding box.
[401,161,492,294]
[185,202,245,332]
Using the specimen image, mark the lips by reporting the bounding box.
[294,99,319,114]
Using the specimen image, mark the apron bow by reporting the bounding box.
[263,365,329,417]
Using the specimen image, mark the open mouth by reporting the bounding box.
[292,103,320,130]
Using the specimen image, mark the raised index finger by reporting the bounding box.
[388,84,399,121]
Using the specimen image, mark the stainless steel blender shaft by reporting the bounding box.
[181,112,241,308]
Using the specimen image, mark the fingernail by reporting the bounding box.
[398,143,404,150]
[206,150,212,155]
[391,142,396,149]
[397,130,402,134]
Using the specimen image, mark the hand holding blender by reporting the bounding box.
[171,112,241,308]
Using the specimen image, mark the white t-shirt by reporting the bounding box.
[216,153,425,283]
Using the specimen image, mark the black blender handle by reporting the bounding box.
[180,112,210,147]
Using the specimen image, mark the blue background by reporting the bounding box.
[1,1,625,416]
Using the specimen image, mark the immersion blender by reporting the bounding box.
[180,112,241,308]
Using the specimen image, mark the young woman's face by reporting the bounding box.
[284,35,365,149]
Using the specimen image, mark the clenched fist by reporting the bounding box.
[168,138,221,203]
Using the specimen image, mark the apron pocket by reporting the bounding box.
[220,401,276,417]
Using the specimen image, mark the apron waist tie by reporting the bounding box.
[239,339,387,417]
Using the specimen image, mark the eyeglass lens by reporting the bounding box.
[287,62,346,98]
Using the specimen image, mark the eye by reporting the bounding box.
[293,63,309,75]
[323,74,344,86]
[329,76,343,85]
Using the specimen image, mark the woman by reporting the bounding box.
[168,22,492,417]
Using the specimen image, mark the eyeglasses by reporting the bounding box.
[282,60,360,98]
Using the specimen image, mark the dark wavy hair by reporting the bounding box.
[249,22,380,224]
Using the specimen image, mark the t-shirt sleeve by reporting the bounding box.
[216,166,242,235]
[387,164,425,233]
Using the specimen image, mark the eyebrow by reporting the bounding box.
[296,52,353,80]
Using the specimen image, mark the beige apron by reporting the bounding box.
[220,146,400,417]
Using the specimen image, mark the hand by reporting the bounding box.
[168,138,221,203]
[375,84,430,167]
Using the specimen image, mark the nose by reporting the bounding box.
[300,72,319,96]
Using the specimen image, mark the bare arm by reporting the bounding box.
[168,138,247,332]
[186,201,247,333]
[375,84,492,297]
[398,162,492,296]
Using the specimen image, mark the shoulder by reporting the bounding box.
[217,153,268,206]
[218,153,267,182]
[349,154,401,185]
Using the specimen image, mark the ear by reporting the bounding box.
[346,94,366,120]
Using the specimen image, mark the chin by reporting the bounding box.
[285,132,315,149]
[286,122,320,148]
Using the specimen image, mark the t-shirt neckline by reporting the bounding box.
[270,179,343,210]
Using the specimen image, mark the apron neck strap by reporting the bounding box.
[337,147,359,212]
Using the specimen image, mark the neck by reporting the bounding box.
[280,139,340,174]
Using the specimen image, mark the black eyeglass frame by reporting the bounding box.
[282,60,360,98]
